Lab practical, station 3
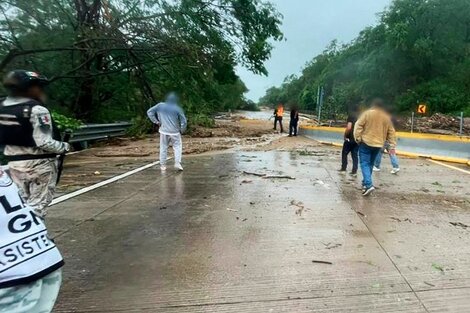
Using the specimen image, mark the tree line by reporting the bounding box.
[0,0,282,126]
[260,0,470,117]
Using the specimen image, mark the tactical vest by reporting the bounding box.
[0,173,63,289]
[0,99,38,147]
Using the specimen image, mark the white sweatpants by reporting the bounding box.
[0,269,62,313]
[160,133,182,166]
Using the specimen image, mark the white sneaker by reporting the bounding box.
[160,166,167,172]
[174,163,184,171]
[362,186,376,196]
[373,166,381,172]
[390,168,400,174]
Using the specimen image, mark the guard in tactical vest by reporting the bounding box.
[0,70,70,217]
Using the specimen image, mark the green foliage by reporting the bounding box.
[238,100,260,111]
[51,112,83,131]
[188,114,216,129]
[126,116,154,138]
[260,0,470,115]
[396,80,469,114]
[0,0,283,122]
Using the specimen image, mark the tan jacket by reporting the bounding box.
[354,108,397,148]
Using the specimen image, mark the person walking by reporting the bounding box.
[339,106,359,176]
[147,92,187,172]
[289,106,299,136]
[0,169,64,313]
[0,70,70,217]
[354,98,396,196]
[373,116,400,174]
[273,103,284,133]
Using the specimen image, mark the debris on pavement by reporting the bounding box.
[450,222,469,229]
[323,243,342,250]
[290,200,305,216]
[243,171,267,177]
[356,211,366,218]
[312,260,333,265]
[227,208,238,212]
[312,179,330,189]
[243,171,295,180]
[432,263,445,272]
[263,175,295,180]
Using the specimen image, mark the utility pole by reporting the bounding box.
[317,86,325,125]
[459,112,464,135]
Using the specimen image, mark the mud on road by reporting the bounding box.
[49,119,470,312]
[57,117,277,195]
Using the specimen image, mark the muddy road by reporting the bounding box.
[49,114,470,312]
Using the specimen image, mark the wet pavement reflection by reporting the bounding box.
[49,150,470,312]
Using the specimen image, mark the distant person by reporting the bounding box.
[339,105,359,176]
[0,70,70,217]
[289,106,299,136]
[374,116,400,174]
[147,92,187,172]
[354,98,396,196]
[273,103,284,133]
[0,169,63,313]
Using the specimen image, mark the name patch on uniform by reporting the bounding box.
[38,114,51,127]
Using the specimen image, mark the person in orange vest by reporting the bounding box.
[273,103,284,133]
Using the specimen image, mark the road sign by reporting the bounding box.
[417,104,427,114]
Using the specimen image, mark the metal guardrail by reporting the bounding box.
[69,122,132,143]
[299,126,470,165]
[0,122,132,155]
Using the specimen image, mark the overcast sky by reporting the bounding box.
[237,0,392,101]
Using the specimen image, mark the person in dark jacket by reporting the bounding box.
[339,105,359,175]
[289,106,299,136]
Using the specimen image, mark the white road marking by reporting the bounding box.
[50,161,161,206]
[429,159,470,175]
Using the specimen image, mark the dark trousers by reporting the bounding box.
[274,117,284,133]
[341,140,359,173]
[289,120,298,136]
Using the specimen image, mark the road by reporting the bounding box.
[49,138,470,312]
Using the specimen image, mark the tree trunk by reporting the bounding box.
[73,0,102,121]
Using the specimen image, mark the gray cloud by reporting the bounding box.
[238,0,392,101]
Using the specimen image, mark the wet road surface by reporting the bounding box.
[48,148,470,312]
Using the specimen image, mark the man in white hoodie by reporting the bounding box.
[0,70,70,217]
[147,93,187,171]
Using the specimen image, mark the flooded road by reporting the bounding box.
[49,147,470,312]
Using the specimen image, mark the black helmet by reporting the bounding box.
[3,70,50,92]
